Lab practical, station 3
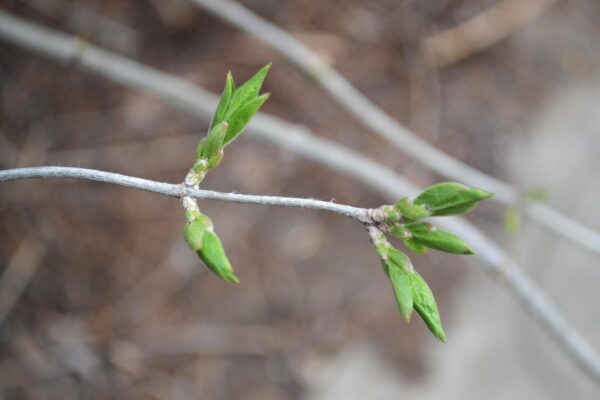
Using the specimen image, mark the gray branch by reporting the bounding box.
[0,167,371,223]
[188,0,600,256]
[0,10,598,384]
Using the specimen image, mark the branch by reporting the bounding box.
[0,11,598,383]
[188,0,600,257]
[422,0,557,68]
[0,167,371,223]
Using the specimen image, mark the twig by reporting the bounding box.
[0,11,598,383]
[0,167,372,223]
[422,0,558,68]
[187,0,600,257]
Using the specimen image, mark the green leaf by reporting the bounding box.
[210,72,235,130]
[406,223,475,255]
[388,247,413,273]
[224,93,270,145]
[394,198,431,221]
[411,271,445,342]
[195,138,208,161]
[374,243,390,260]
[403,238,428,254]
[202,121,229,160]
[206,149,224,170]
[199,230,239,284]
[225,63,271,120]
[183,220,206,252]
[427,202,477,216]
[382,205,401,223]
[388,265,413,321]
[414,182,493,216]
[389,225,411,241]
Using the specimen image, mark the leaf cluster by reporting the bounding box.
[375,182,493,341]
[183,65,271,284]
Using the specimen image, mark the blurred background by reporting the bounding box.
[0,0,599,398]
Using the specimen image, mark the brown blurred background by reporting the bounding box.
[1,0,599,399]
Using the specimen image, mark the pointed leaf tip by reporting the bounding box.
[211,72,236,130]
[198,229,238,284]
[226,63,271,120]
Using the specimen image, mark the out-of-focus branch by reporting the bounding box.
[187,0,600,258]
[0,234,45,323]
[0,10,598,383]
[22,0,141,55]
[422,0,558,68]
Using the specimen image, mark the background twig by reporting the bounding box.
[421,0,558,68]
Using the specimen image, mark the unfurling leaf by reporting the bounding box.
[206,149,224,170]
[198,230,239,284]
[414,182,493,216]
[382,205,402,223]
[197,64,271,167]
[387,247,414,273]
[411,271,445,342]
[225,63,271,119]
[388,265,413,321]
[375,242,390,261]
[210,72,235,130]
[183,208,238,284]
[225,93,270,145]
[200,121,229,160]
[394,197,431,221]
[183,220,206,251]
[403,238,428,254]
[406,223,474,255]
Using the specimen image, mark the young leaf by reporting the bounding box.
[394,198,431,221]
[224,93,270,145]
[389,225,411,241]
[374,242,390,260]
[414,182,493,216]
[388,247,414,273]
[388,265,413,321]
[207,149,224,170]
[183,220,206,252]
[382,205,401,223]
[199,230,239,284]
[195,138,208,161]
[225,63,271,119]
[406,223,475,255]
[426,202,477,216]
[403,238,428,254]
[210,72,235,130]
[411,271,445,342]
[202,121,229,160]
